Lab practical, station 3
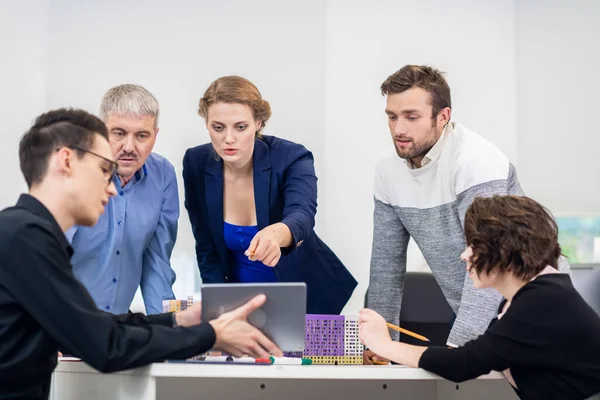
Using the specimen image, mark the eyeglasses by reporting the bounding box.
[60,147,119,187]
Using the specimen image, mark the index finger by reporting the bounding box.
[234,294,267,319]
[250,238,270,262]
[358,313,373,324]
[255,330,283,357]
[246,234,260,257]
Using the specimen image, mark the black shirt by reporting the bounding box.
[419,274,600,400]
[0,195,216,400]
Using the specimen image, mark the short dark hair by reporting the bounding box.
[464,195,562,281]
[19,108,108,188]
[380,65,452,119]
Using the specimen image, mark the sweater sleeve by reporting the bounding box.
[448,161,522,346]
[419,282,558,384]
[367,198,409,341]
[367,164,410,341]
[419,333,513,383]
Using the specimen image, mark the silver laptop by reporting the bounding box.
[201,282,307,352]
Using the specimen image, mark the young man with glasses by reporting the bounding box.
[0,108,281,400]
[69,146,119,186]
[66,84,179,315]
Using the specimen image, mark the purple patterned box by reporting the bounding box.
[303,314,346,356]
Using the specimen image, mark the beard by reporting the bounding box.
[393,125,441,161]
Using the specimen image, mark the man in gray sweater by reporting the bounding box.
[365,65,570,362]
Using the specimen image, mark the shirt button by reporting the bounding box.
[116,250,121,255]
[117,220,122,226]
[239,238,244,243]
[119,191,124,196]
[238,228,243,232]
[105,305,111,310]
[112,278,117,283]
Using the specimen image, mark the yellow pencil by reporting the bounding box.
[386,323,430,342]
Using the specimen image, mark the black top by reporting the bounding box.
[0,195,216,400]
[419,274,600,400]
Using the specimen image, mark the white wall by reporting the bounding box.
[0,0,49,207]
[1,0,598,315]
[516,0,600,215]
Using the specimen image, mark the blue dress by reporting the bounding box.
[223,221,278,283]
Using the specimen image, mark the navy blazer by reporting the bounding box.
[183,135,357,314]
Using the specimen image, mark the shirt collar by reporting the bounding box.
[406,122,453,169]
[16,194,73,257]
[116,163,148,190]
[132,163,148,183]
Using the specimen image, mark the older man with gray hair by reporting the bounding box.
[67,84,178,315]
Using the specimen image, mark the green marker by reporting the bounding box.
[270,356,312,365]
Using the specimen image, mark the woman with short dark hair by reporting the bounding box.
[359,195,600,400]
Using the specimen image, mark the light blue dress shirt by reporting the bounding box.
[66,152,179,315]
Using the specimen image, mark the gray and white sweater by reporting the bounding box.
[367,123,570,346]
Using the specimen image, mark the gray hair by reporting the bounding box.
[100,84,159,127]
